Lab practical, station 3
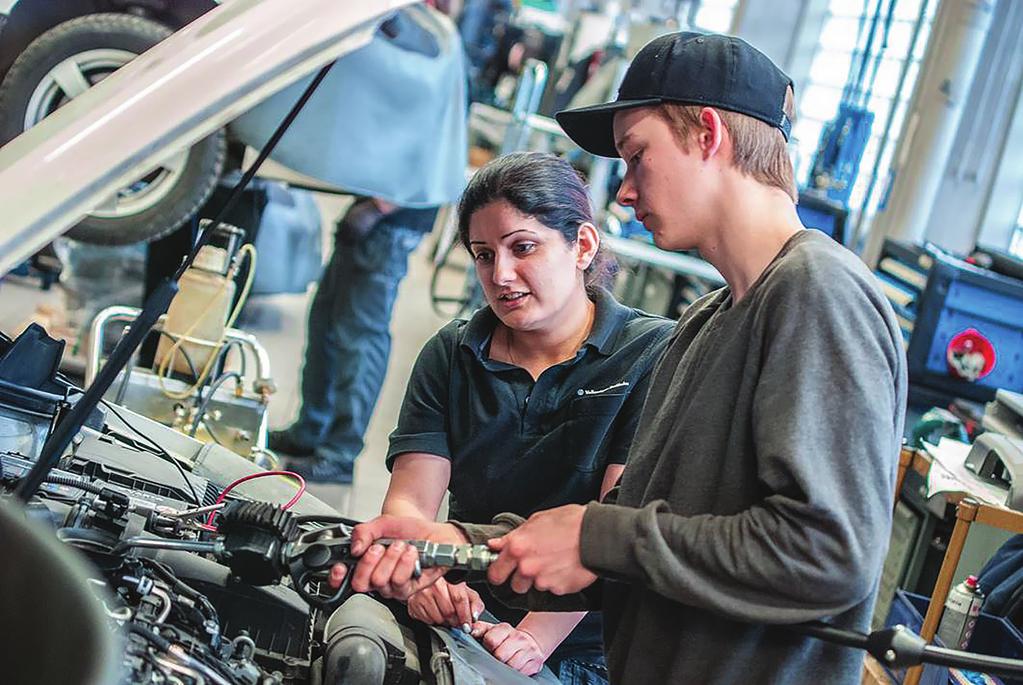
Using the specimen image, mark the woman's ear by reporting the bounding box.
[576,222,600,271]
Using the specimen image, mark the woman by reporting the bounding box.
[382,152,672,682]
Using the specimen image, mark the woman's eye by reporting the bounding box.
[630,151,642,166]
[473,252,493,263]
[513,242,537,255]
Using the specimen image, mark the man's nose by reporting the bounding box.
[616,174,636,207]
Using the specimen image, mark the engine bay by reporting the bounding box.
[0,324,557,685]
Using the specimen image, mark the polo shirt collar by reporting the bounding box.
[459,287,631,362]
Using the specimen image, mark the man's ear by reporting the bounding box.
[576,222,600,271]
[697,107,725,160]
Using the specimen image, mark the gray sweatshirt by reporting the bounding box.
[457,231,908,684]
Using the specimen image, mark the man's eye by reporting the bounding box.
[630,151,642,166]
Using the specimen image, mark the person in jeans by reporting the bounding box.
[271,199,437,483]
[332,32,907,685]
[381,152,673,682]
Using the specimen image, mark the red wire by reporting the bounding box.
[203,470,306,529]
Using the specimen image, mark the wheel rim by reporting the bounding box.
[24,48,188,220]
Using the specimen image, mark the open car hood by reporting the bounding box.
[0,0,415,274]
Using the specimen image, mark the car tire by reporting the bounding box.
[0,13,226,246]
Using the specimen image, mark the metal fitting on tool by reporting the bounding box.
[410,540,498,571]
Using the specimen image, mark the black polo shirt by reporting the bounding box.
[387,288,674,524]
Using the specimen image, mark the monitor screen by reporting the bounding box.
[797,191,849,245]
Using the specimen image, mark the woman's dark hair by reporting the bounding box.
[457,151,616,289]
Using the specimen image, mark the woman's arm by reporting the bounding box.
[483,461,622,672]
[381,452,452,520]
[600,463,625,501]
[385,453,486,628]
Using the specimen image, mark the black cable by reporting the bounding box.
[189,371,242,438]
[155,329,200,381]
[100,399,201,505]
[138,558,219,622]
[43,473,106,496]
[215,339,246,379]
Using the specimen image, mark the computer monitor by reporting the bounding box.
[796,190,849,245]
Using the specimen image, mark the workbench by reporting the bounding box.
[894,448,1023,685]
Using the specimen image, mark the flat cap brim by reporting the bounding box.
[555,97,663,158]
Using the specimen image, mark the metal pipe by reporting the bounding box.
[114,537,223,556]
[500,59,549,155]
[87,305,273,394]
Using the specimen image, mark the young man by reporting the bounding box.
[337,32,907,684]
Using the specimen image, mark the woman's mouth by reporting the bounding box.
[497,291,530,309]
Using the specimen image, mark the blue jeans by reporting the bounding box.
[548,655,609,685]
[288,203,433,465]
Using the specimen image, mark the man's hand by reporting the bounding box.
[327,515,467,600]
[470,621,547,676]
[487,504,597,595]
[407,578,485,629]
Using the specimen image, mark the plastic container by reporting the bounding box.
[885,590,1023,685]
[155,247,235,376]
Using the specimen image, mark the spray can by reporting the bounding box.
[936,575,985,649]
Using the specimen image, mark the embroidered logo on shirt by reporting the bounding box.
[576,381,630,396]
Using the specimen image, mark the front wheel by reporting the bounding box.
[0,13,226,245]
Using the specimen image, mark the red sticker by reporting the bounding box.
[946,328,996,382]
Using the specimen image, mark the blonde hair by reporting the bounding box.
[657,87,797,202]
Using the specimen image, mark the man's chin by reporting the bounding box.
[651,228,696,253]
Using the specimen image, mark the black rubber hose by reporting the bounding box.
[44,474,106,496]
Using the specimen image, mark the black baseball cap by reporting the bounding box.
[556,32,794,158]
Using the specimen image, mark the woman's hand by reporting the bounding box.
[407,578,485,629]
[471,621,547,676]
[328,515,467,600]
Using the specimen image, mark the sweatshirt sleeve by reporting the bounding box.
[580,258,907,624]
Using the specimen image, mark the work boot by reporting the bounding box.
[287,457,355,485]
[268,429,316,460]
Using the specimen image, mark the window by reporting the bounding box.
[790,0,938,235]
[690,0,739,32]
[1011,206,1023,259]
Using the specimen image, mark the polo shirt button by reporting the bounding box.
[577,389,584,396]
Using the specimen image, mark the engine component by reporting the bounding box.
[215,501,499,607]
[322,594,411,685]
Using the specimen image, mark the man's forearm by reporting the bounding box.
[581,499,883,624]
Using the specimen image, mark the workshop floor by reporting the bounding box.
[0,188,464,520]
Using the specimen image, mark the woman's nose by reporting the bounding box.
[491,254,514,284]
